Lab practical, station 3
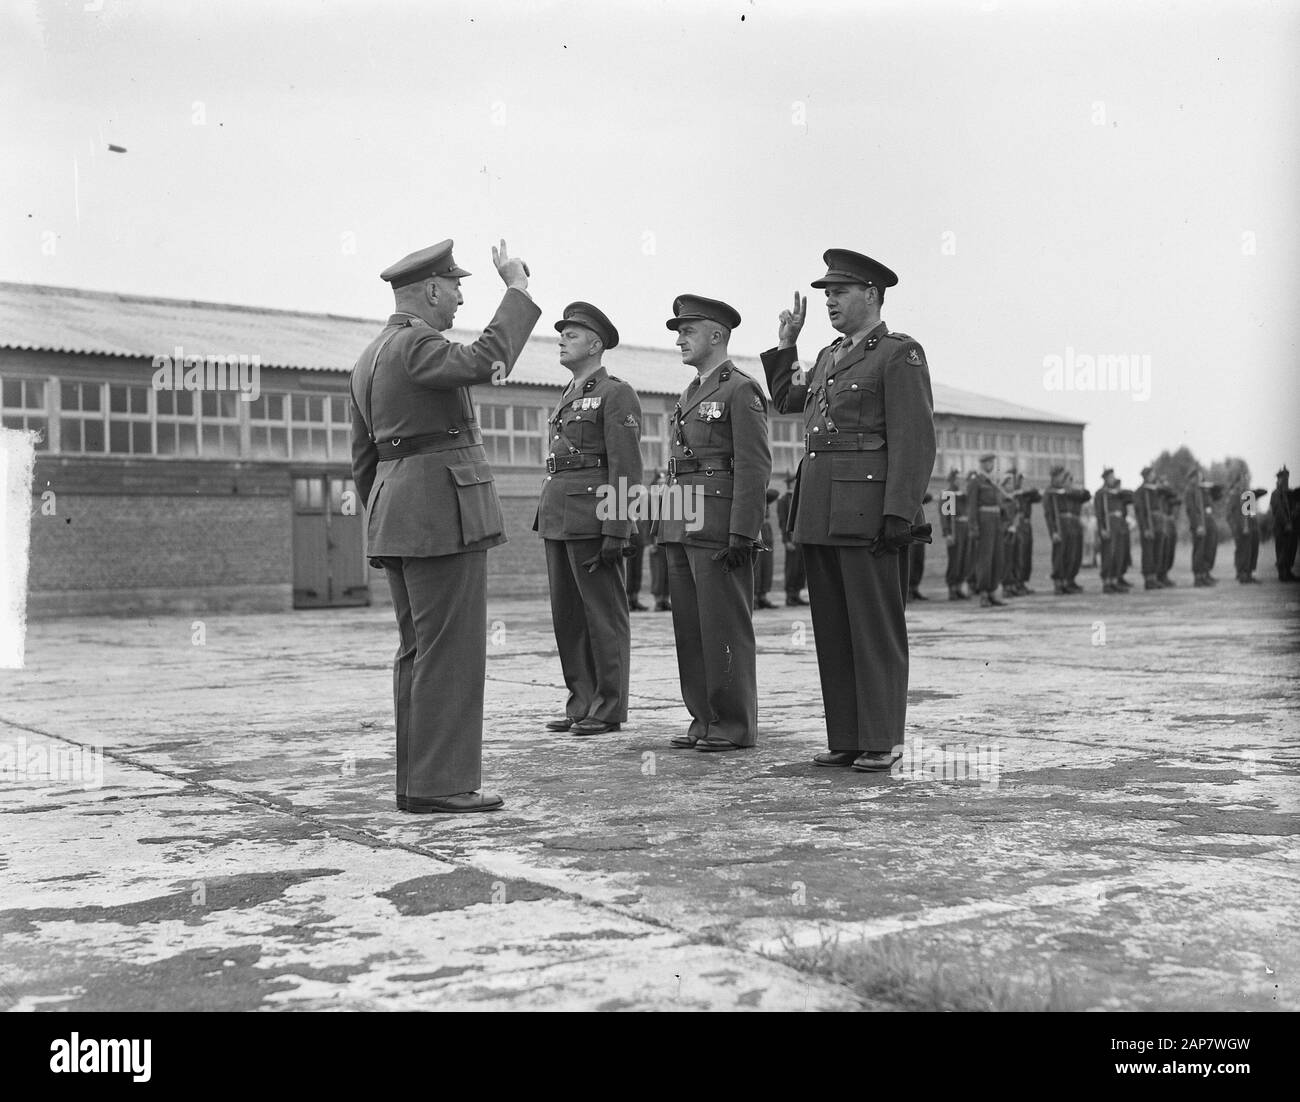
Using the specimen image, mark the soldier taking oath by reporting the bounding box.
[940,467,971,600]
[656,295,771,752]
[762,249,936,772]
[535,303,643,737]
[350,238,540,814]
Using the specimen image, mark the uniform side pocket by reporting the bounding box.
[827,453,888,538]
[448,460,505,546]
[561,487,605,538]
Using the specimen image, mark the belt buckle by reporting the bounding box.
[545,456,557,474]
[667,458,677,477]
[447,427,461,437]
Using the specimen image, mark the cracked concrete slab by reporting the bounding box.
[0,577,1296,1011]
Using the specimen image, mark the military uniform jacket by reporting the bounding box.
[349,290,542,557]
[1134,482,1162,537]
[939,488,968,537]
[533,367,644,540]
[966,472,1008,526]
[762,323,936,546]
[655,361,771,548]
[1095,484,1126,538]
[1184,481,1211,533]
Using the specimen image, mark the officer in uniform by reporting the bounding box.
[967,453,1007,607]
[940,468,971,600]
[657,295,771,751]
[762,251,935,772]
[1043,465,1070,594]
[351,238,540,814]
[535,303,643,736]
[777,474,807,605]
[1134,466,1165,590]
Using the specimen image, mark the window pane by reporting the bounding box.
[2,380,19,407]
[109,422,129,452]
[110,386,128,413]
[133,422,151,452]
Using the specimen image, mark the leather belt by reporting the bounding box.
[668,456,734,477]
[804,432,886,452]
[546,453,607,473]
[375,425,480,460]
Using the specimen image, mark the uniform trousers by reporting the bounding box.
[664,543,758,746]
[1018,520,1033,585]
[1233,528,1259,576]
[784,543,806,598]
[649,544,669,600]
[972,510,1004,592]
[944,521,970,587]
[545,537,630,725]
[385,552,487,800]
[803,543,910,754]
[1162,523,1178,575]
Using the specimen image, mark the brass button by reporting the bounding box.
[810,452,817,459]
[850,384,859,391]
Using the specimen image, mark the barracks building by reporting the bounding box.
[0,282,1086,617]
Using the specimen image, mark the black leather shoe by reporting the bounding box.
[755,597,776,609]
[785,595,808,606]
[908,588,929,601]
[813,751,856,767]
[405,791,503,814]
[851,751,901,773]
[628,600,648,611]
[655,600,672,611]
[696,738,742,752]
[545,717,577,732]
[669,733,699,748]
[571,719,620,736]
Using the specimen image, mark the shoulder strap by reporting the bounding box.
[361,323,409,442]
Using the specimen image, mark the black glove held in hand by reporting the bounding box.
[711,535,753,572]
[583,536,630,573]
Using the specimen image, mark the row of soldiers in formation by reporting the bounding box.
[626,459,1300,612]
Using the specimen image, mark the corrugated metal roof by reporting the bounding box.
[0,282,1082,424]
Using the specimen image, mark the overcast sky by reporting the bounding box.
[3,0,1297,487]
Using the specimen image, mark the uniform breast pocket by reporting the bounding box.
[448,461,505,546]
[695,401,731,446]
[830,368,879,423]
[567,411,602,452]
[827,453,888,538]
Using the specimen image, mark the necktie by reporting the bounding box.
[685,377,701,401]
[834,337,854,364]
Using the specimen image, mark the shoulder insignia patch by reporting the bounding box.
[623,414,639,428]
[749,394,765,411]
[907,349,923,366]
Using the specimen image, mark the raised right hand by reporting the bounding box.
[492,238,530,291]
[778,291,807,347]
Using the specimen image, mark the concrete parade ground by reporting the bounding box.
[1,569,1297,1013]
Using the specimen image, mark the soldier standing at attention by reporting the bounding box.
[1226,477,1268,584]
[777,473,807,605]
[1061,471,1090,592]
[1096,467,1130,594]
[535,303,643,737]
[1043,465,1070,594]
[657,296,771,752]
[1185,466,1219,586]
[1134,466,1164,590]
[646,469,672,610]
[907,491,934,601]
[1158,479,1180,585]
[1273,467,1296,581]
[999,463,1025,597]
[940,468,970,600]
[762,250,936,772]
[967,453,1007,607]
[351,239,540,814]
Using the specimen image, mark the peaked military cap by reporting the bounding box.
[1141,465,1154,479]
[979,451,996,462]
[1101,466,1115,478]
[811,249,899,289]
[665,294,741,332]
[380,239,471,288]
[554,301,619,349]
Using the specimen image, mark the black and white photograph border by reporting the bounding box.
[0,0,1296,1057]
